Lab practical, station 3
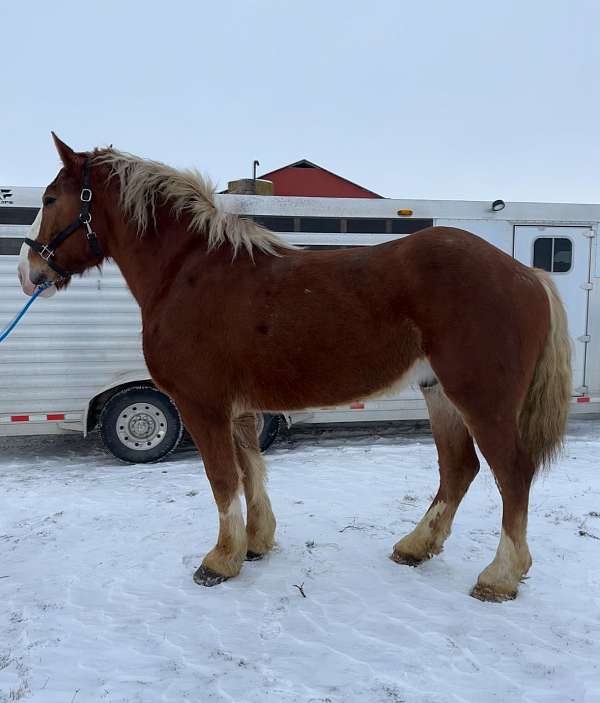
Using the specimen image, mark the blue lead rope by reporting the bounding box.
[0,283,53,343]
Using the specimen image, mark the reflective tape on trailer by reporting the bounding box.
[0,413,68,424]
[318,402,366,411]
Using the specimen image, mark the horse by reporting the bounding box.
[19,134,572,602]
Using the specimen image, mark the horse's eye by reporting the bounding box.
[44,196,56,207]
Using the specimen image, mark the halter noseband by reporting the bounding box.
[24,158,102,279]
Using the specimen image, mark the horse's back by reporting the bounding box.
[380,225,547,324]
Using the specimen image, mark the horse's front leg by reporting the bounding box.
[180,406,248,586]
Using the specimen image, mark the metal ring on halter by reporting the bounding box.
[81,188,92,202]
[81,212,92,225]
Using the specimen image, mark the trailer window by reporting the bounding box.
[251,216,295,232]
[0,207,39,226]
[533,237,572,273]
[301,244,354,251]
[346,218,387,234]
[299,217,341,233]
[0,238,23,255]
[391,218,433,234]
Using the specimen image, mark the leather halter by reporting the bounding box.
[24,158,102,279]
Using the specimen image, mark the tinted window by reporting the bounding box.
[299,217,341,233]
[0,237,23,255]
[0,207,39,226]
[391,218,433,234]
[553,238,572,273]
[533,237,572,273]
[346,218,387,234]
[301,244,353,251]
[252,216,295,232]
[533,238,552,271]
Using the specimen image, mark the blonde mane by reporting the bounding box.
[93,149,292,257]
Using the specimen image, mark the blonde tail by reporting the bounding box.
[519,271,572,472]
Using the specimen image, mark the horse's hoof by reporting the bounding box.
[390,550,424,567]
[246,550,264,561]
[193,564,230,587]
[470,583,517,603]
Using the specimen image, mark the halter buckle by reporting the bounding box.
[80,188,92,202]
[39,244,54,262]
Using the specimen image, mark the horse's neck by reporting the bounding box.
[104,214,201,310]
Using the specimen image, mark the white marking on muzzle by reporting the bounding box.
[17,210,56,298]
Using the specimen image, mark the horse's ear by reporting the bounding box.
[51,132,79,171]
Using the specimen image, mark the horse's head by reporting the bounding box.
[18,133,105,296]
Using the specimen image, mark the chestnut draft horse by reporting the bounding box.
[19,135,572,602]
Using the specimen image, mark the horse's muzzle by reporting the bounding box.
[17,243,56,298]
[17,259,36,296]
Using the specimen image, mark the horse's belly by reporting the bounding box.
[262,356,434,412]
[248,319,430,411]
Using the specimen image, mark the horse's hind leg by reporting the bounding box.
[233,413,276,560]
[468,423,535,602]
[392,383,480,565]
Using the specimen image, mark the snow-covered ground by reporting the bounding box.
[1,419,599,703]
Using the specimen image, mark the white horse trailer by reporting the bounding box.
[1,187,598,461]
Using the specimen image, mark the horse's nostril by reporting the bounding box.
[30,270,49,286]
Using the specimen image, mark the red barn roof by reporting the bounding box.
[258,159,382,198]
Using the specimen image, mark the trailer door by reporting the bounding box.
[513,225,591,394]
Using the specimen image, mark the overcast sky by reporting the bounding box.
[2,0,599,203]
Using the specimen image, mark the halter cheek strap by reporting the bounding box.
[24,158,103,279]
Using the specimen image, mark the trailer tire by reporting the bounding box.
[257,413,281,452]
[100,386,183,463]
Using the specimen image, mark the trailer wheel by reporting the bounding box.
[100,386,183,463]
[257,413,281,452]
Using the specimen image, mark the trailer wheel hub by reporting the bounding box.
[116,402,167,451]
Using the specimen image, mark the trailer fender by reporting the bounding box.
[83,369,152,436]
